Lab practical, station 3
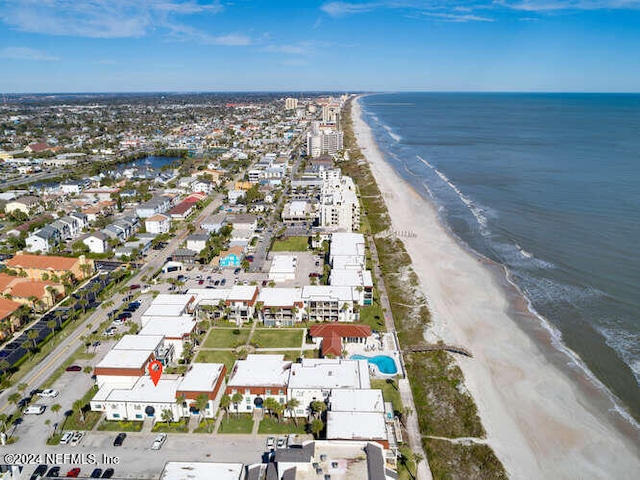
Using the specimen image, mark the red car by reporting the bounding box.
[129,284,141,290]
[66,468,81,477]
[198,279,204,285]
[66,365,82,372]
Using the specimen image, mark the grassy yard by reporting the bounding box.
[63,410,102,431]
[271,236,309,252]
[251,329,303,349]
[303,349,320,358]
[152,419,189,433]
[280,350,303,361]
[193,418,216,433]
[258,417,307,435]
[195,350,238,373]
[358,304,387,332]
[217,414,254,434]
[203,328,251,348]
[97,420,143,432]
[371,378,403,413]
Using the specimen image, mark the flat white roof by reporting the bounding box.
[288,359,370,390]
[113,335,164,352]
[330,268,373,287]
[161,462,243,480]
[269,255,297,274]
[139,316,196,339]
[228,285,258,301]
[143,303,189,318]
[188,288,230,303]
[257,287,301,307]
[96,349,153,370]
[300,285,357,302]
[290,200,307,215]
[104,376,180,403]
[330,389,384,413]
[227,354,291,388]
[330,232,365,259]
[178,363,224,392]
[326,411,388,441]
[151,294,196,306]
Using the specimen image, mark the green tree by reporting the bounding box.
[194,393,209,424]
[0,413,8,434]
[73,399,86,423]
[231,392,244,417]
[51,403,62,430]
[161,408,174,425]
[27,330,39,349]
[310,401,326,420]
[309,418,324,439]
[219,394,231,422]
[285,398,300,426]
[7,392,21,408]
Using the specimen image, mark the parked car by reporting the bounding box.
[118,312,132,319]
[38,389,59,398]
[65,468,80,478]
[59,431,73,445]
[23,405,46,415]
[30,464,48,480]
[220,278,226,286]
[151,433,167,450]
[129,284,141,290]
[113,432,126,447]
[101,468,114,478]
[277,436,286,448]
[214,279,220,286]
[30,388,43,397]
[266,436,275,450]
[70,431,84,446]
[46,466,60,477]
[234,267,241,275]
[104,327,117,336]
[89,469,103,478]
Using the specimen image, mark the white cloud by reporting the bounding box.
[264,45,309,55]
[0,0,228,39]
[0,47,59,61]
[496,0,640,11]
[421,12,495,22]
[321,1,382,17]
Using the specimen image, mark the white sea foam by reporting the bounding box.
[416,155,490,235]
[382,123,402,142]
[515,243,533,259]
[598,325,640,387]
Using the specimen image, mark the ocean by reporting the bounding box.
[360,93,640,425]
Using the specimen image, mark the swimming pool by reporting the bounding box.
[350,354,398,375]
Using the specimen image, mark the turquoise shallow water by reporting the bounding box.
[351,354,398,375]
[361,93,640,423]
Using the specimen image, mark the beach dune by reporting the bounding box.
[351,97,640,479]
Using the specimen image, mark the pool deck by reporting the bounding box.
[345,332,401,378]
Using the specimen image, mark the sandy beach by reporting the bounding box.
[351,97,640,479]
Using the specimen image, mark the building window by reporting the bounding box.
[278,389,284,395]
[134,405,141,410]
[245,389,250,395]
[113,414,120,419]
[265,389,271,396]
[135,414,142,419]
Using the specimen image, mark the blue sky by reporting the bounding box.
[1,1,640,92]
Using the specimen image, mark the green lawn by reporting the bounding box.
[371,378,403,413]
[252,329,303,348]
[63,410,102,431]
[258,417,307,435]
[358,304,387,332]
[195,350,238,373]
[271,236,309,252]
[217,414,254,434]
[152,419,188,433]
[97,420,143,432]
[277,350,303,361]
[303,349,320,359]
[193,418,216,433]
[203,328,250,348]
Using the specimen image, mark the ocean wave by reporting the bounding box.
[416,155,490,236]
[597,325,640,386]
[382,124,402,142]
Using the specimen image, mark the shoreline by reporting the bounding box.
[351,96,640,478]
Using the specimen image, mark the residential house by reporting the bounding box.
[5,252,94,282]
[216,246,244,268]
[26,226,61,253]
[199,213,226,234]
[309,324,372,358]
[300,286,360,323]
[186,233,209,254]
[256,288,303,327]
[0,273,64,311]
[82,232,109,254]
[225,355,291,413]
[0,297,23,340]
[5,196,43,215]
[145,213,171,234]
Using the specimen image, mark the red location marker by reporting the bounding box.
[148,360,163,386]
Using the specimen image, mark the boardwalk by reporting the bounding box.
[403,344,473,358]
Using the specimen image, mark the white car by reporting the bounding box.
[23,405,45,415]
[70,431,84,446]
[151,433,167,450]
[59,431,73,445]
[37,389,59,398]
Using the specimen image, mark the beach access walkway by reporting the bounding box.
[367,234,433,480]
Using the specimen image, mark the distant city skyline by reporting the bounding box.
[1,0,640,93]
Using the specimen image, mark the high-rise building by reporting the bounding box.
[322,103,340,124]
[285,98,298,110]
[320,169,360,232]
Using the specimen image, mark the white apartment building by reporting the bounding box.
[145,213,171,234]
[285,98,299,110]
[320,170,360,232]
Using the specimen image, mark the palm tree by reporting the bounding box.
[310,401,326,420]
[176,394,186,418]
[47,319,57,335]
[194,394,209,425]
[17,383,28,396]
[73,399,86,423]
[27,330,39,349]
[411,452,424,479]
[263,397,277,421]
[51,403,62,431]
[7,393,20,408]
[309,418,324,439]
[161,408,174,425]
[0,359,11,381]
[21,340,33,357]
[231,392,243,417]
[219,394,231,422]
[286,398,300,426]
[0,413,8,434]
[272,402,284,424]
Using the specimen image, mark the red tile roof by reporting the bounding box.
[5,253,80,271]
[309,324,372,339]
[168,202,194,215]
[309,324,372,358]
[0,297,22,320]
